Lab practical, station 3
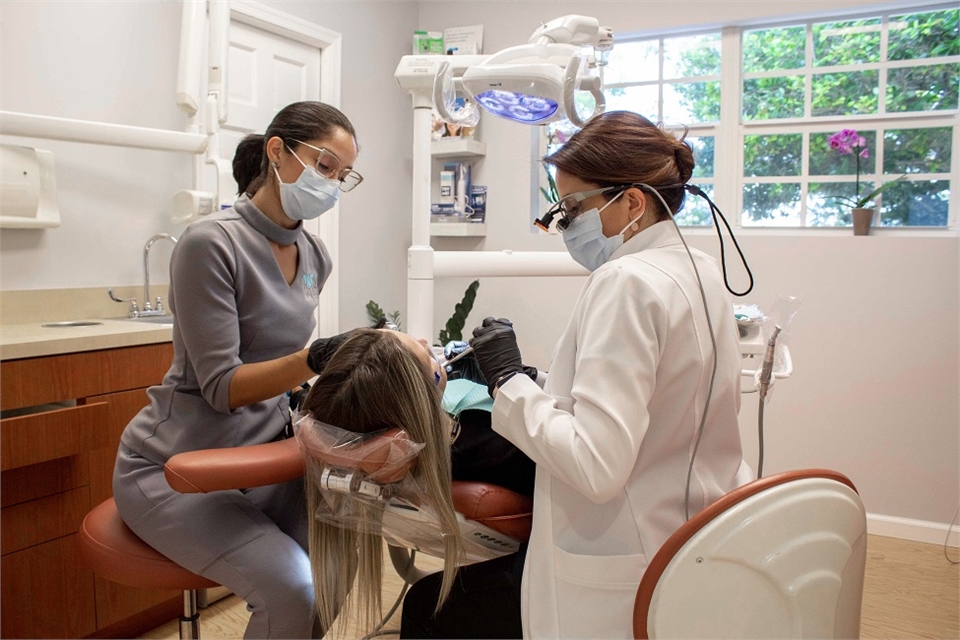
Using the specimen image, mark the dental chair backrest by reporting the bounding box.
[634,469,867,639]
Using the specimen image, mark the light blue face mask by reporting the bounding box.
[561,191,642,272]
[274,147,340,221]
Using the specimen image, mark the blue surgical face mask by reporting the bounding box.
[274,147,340,221]
[561,191,642,271]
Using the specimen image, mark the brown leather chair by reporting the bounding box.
[80,437,531,639]
[165,437,533,583]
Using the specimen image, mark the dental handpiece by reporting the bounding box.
[758,325,782,399]
[440,345,473,368]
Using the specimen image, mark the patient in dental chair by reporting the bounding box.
[296,327,533,634]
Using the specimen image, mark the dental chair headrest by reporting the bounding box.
[294,413,422,484]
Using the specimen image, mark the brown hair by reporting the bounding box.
[544,111,695,219]
[233,101,357,197]
[300,329,462,633]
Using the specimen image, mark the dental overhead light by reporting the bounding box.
[433,15,613,127]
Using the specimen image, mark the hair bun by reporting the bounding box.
[673,141,694,184]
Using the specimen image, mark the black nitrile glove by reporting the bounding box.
[470,317,524,396]
[307,330,357,375]
[443,341,488,385]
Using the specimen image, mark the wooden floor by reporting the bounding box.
[139,535,959,639]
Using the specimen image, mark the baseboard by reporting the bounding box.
[867,512,959,547]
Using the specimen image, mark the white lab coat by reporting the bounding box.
[493,221,753,639]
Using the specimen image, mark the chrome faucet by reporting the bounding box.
[142,233,178,316]
[109,233,179,318]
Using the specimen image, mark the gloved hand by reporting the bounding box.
[443,340,487,385]
[470,317,524,396]
[306,329,357,375]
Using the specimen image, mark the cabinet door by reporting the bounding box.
[1,535,97,639]
[1,486,89,556]
[85,388,152,506]
[87,388,180,630]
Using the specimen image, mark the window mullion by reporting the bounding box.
[804,23,813,121]
[658,38,665,121]
[879,15,889,117]
[718,26,742,227]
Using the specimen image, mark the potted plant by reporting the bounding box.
[366,279,480,346]
[826,129,907,235]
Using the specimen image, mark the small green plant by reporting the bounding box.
[366,279,480,346]
[366,300,401,330]
[438,280,479,345]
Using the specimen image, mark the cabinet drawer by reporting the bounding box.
[0,342,173,411]
[1,534,97,639]
[1,486,90,556]
[1,455,90,508]
[1,402,111,471]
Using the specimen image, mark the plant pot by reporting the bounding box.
[852,208,874,236]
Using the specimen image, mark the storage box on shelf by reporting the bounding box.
[0,342,179,639]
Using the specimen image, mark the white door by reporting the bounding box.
[220,20,321,171]
[214,14,338,340]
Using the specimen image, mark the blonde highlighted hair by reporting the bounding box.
[300,329,462,634]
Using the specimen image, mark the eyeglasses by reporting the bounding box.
[535,186,622,231]
[290,139,364,192]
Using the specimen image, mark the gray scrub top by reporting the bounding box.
[120,196,331,465]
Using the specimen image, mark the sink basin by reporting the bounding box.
[42,320,105,328]
[115,315,175,326]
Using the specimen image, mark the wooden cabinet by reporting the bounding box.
[1,342,179,639]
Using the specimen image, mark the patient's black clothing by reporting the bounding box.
[400,545,526,639]
[450,409,535,498]
[401,403,532,638]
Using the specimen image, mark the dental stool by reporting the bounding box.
[78,498,218,640]
[79,438,304,640]
[633,468,867,639]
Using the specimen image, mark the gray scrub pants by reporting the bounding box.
[113,444,317,639]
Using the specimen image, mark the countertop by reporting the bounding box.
[0,318,173,360]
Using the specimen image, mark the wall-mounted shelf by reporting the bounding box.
[431,138,487,158]
[430,222,487,237]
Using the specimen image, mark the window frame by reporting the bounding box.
[535,5,958,235]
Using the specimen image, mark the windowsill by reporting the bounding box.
[673,225,957,238]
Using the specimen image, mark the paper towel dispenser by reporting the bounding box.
[1,144,60,228]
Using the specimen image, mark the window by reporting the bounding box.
[537,5,957,231]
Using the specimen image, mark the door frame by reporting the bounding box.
[231,0,343,337]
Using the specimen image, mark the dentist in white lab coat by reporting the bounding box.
[402,111,752,639]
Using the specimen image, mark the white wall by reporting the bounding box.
[417,0,960,535]
[0,0,418,313]
[1,0,956,537]
[0,1,190,290]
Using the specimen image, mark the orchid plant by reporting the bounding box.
[827,128,906,209]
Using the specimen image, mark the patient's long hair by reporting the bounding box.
[301,329,462,634]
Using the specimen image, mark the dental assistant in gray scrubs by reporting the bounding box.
[112,101,364,639]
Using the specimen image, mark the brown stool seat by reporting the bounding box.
[79,498,218,591]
